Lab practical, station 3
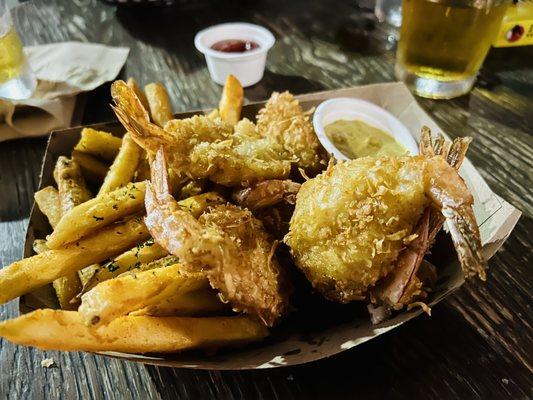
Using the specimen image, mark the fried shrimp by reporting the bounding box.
[144,148,289,326]
[111,80,290,186]
[111,81,325,186]
[257,91,326,172]
[285,129,484,307]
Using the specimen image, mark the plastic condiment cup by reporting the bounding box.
[312,97,419,160]
[194,22,275,87]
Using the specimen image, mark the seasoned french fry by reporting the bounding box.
[178,179,205,199]
[219,74,243,125]
[32,239,49,254]
[54,156,92,216]
[0,216,150,305]
[46,182,146,249]
[78,264,100,288]
[53,157,92,309]
[72,150,109,184]
[79,263,208,325]
[131,288,227,317]
[144,82,173,127]
[34,187,61,228]
[81,239,168,293]
[177,192,225,217]
[127,77,149,111]
[0,310,268,353]
[74,128,122,162]
[98,133,142,195]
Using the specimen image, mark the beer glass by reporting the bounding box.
[395,0,509,99]
[0,4,36,100]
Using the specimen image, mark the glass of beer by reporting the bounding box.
[395,0,509,99]
[0,5,36,100]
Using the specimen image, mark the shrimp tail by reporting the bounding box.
[443,204,486,280]
[111,80,173,153]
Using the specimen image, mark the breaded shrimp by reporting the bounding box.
[144,148,289,326]
[285,129,484,305]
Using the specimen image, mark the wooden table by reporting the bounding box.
[1,0,532,398]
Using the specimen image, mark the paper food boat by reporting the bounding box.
[21,82,521,369]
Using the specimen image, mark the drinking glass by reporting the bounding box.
[0,4,36,100]
[395,0,510,99]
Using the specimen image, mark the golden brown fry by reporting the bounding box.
[127,77,149,111]
[74,128,122,162]
[98,133,142,195]
[0,310,268,353]
[78,264,100,289]
[131,288,227,317]
[46,182,146,249]
[0,216,150,305]
[53,157,92,309]
[178,179,206,199]
[72,150,109,184]
[176,192,225,217]
[219,74,243,126]
[81,239,168,293]
[34,187,61,228]
[54,156,92,216]
[145,82,173,127]
[79,263,209,325]
[32,239,48,254]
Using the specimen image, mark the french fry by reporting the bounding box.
[131,288,227,317]
[79,263,208,325]
[32,239,49,254]
[72,150,109,184]
[80,239,168,293]
[177,192,225,217]
[53,157,93,309]
[144,82,173,127]
[178,179,205,199]
[46,182,146,249]
[54,156,92,216]
[0,310,268,353]
[34,187,61,228]
[78,264,100,288]
[127,77,149,111]
[0,216,150,305]
[74,128,122,162]
[219,74,243,126]
[98,133,142,195]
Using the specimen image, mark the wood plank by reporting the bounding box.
[1,0,531,398]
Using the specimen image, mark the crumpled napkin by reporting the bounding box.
[0,42,129,142]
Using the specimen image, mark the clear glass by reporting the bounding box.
[0,5,36,100]
[395,0,509,99]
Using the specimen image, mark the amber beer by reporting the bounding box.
[396,0,509,99]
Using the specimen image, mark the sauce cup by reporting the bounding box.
[194,22,275,87]
[313,97,419,160]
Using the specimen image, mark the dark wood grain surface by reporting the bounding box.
[1,0,532,399]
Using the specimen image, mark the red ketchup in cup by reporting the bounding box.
[210,39,260,53]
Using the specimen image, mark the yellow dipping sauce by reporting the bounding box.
[324,119,407,159]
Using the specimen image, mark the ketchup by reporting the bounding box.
[210,39,259,53]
